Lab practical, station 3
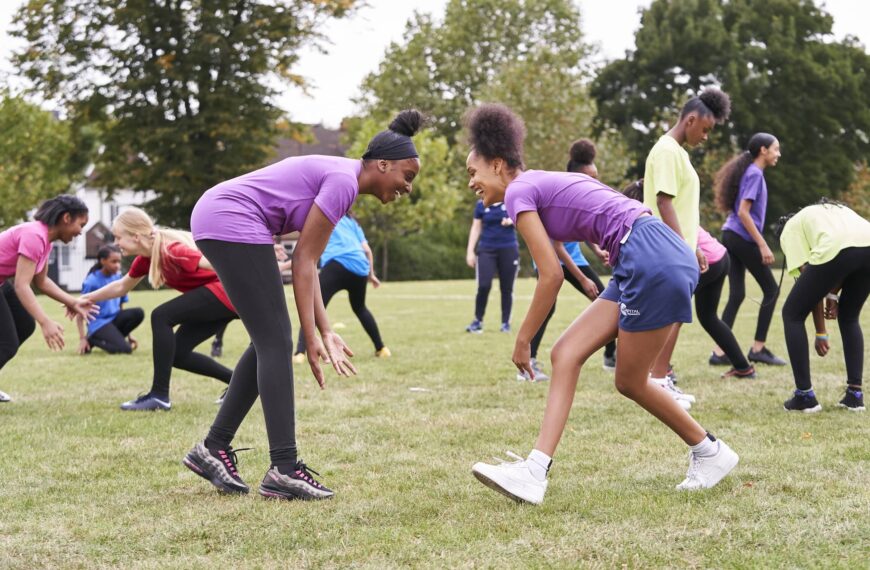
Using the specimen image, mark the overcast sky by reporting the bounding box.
[1,1,867,127]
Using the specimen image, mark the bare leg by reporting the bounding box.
[534,299,619,456]
[615,326,706,445]
[649,323,681,377]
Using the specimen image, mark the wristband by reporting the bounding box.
[825,293,839,302]
[815,333,828,340]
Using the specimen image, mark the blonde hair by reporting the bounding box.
[112,207,199,289]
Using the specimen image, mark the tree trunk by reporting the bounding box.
[381,239,389,281]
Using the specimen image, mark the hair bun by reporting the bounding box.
[569,139,596,165]
[389,110,425,137]
[698,88,731,122]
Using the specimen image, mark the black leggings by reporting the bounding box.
[475,246,519,324]
[197,240,297,466]
[781,247,870,391]
[531,265,616,360]
[0,282,36,372]
[721,229,779,342]
[694,255,750,370]
[88,308,145,354]
[149,286,236,399]
[295,260,384,354]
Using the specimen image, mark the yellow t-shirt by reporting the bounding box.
[643,135,700,249]
[780,204,870,276]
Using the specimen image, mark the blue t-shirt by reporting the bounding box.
[474,201,518,250]
[81,271,129,336]
[562,242,589,267]
[321,216,370,277]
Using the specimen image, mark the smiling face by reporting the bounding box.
[760,139,781,167]
[684,113,717,147]
[370,158,420,204]
[55,213,89,244]
[112,224,149,257]
[466,150,508,206]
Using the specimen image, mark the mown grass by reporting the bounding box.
[0,277,867,568]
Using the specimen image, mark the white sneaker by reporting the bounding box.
[472,451,548,505]
[651,376,696,404]
[676,439,739,491]
[0,389,11,402]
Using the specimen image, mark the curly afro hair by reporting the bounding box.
[464,103,525,169]
[566,138,596,172]
[681,87,731,123]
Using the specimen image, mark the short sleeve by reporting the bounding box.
[165,242,203,273]
[81,274,97,294]
[648,147,682,198]
[313,172,358,225]
[16,227,48,264]
[128,256,150,278]
[739,169,763,203]
[504,182,538,223]
[473,201,485,219]
[780,215,810,277]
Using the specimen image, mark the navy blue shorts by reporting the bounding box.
[601,216,699,332]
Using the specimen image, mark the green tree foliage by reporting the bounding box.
[12,0,358,227]
[0,93,79,226]
[592,0,870,222]
[346,117,459,279]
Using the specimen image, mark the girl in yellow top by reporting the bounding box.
[778,200,870,412]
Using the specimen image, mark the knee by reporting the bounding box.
[107,344,133,355]
[129,307,145,323]
[550,340,586,373]
[0,341,20,365]
[151,305,171,326]
[613,377,642,400]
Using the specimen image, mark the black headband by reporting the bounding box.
[361,130,419,160]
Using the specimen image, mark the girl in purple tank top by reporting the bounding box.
[182,111,423,501]
[465,104,739,505]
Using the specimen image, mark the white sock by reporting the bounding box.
[690,435,718,458]
[526,449,552,481]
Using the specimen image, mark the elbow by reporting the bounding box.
[539,269,564,289]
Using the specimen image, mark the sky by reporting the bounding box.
[1,1,867,128]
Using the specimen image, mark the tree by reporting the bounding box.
[592,0,870,222]
[346,118,459,279]
[12,0,359,227]
[0,93,80,226]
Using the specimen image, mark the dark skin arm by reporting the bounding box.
[657,193,707,272]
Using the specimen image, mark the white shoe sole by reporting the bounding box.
[676,444,739,491]
[784,404,822,413]
[471,464,544,505]
[838,404,865,412]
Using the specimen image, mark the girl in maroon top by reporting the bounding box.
[82,207,238,411]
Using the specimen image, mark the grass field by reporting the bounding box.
[1,277,867,568]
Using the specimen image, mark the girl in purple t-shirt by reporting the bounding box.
[465,104,738,505]
[182,110,422,501]
[713,133,786,367]
[0,195,97,403]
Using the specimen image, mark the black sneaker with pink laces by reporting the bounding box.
[182,441,250,494]
[259,461,334,501]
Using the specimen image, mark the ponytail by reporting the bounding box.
[88,244,121,275]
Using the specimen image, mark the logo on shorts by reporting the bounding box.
[620,302,640,317]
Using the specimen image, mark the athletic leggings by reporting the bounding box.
[295,260,384,354]
[531,265,616,360]
[781,247,870,391]
[721,229,779,342]
[0,282,36,372]
[88,308,145,354]
[475,246,519,324]
[694,255,750,370]
[149,286,236,399]
[197,240,297,466]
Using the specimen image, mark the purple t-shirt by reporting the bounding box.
[191,155,362,244]
[504,171,651,265]
[722,163,767,242]
[0,221,53,283]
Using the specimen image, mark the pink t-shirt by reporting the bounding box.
[697,227,727,264]
[505,170,650,264]
[190,155,361,244]
[0,221,53,283]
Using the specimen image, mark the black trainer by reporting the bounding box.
[838,388,865,412]
[182,442,250,494]
[708,352,731,366]
[259,461,334,501]
[783,390,822,413]
[748,347,787,366]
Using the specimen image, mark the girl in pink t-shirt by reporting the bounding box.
[464,104,738,505]
[0,195,97,403]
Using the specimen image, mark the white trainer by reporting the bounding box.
[515,359,550,383]
[472,451,548,505]
[0,389,11,402]
[676,439,739,491]
[651,376,696,404]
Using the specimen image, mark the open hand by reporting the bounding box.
[41,320,65,351]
